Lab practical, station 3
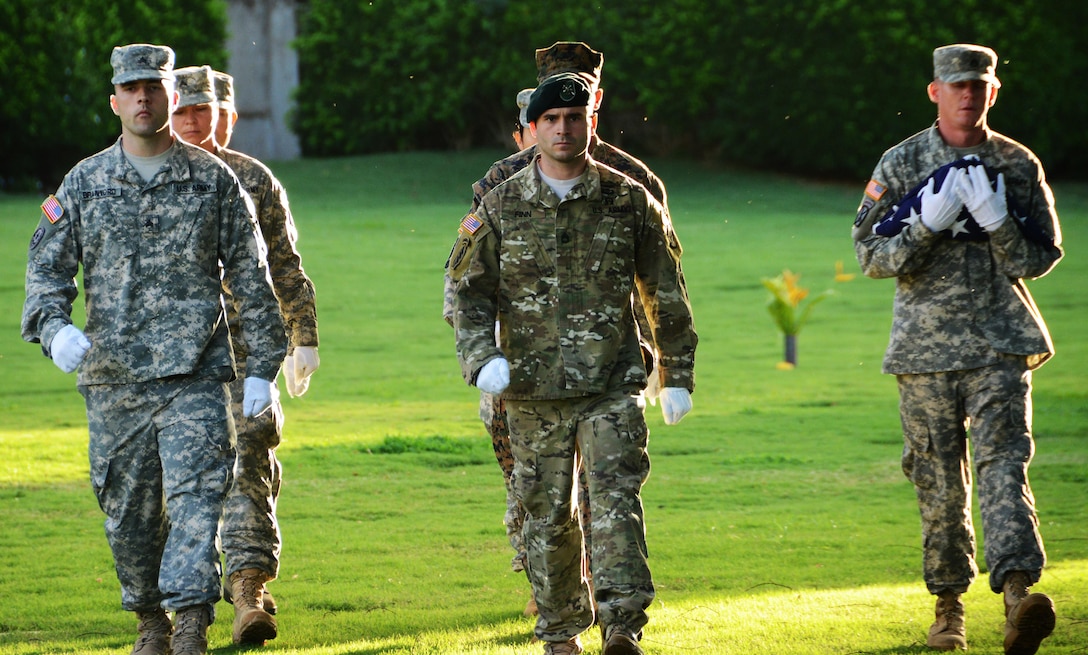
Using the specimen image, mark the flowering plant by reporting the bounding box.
[761,269,835,367]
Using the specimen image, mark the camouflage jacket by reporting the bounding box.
[218,147,318,357]
[853,123,1063,374]
[444,138,669,326]
[22,138,287,384]
[448,159,697,400]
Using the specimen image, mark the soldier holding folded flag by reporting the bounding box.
[852,44,1063,654]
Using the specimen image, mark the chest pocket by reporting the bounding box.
[585,217,617,273]
[503,218,555,278]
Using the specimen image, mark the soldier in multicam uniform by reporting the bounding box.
[21,44,287,655]
[170,65,320,646]
[442,41,673,619]
[853,44,1063,654]
[448,71,697,655]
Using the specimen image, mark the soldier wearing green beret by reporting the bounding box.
[442,41,673,624]
[170,64,320,647]
[21,44,287,655]
[448,70,698,655]
[852,43,1062,654]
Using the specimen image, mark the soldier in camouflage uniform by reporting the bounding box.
[21,44,287,655]
[212,70,239,151]
[171,66,320,646]
[853,44,1063,654]
[443,42,672,618]
[448,72,697,655]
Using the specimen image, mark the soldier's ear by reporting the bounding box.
[109,95,120,116]
[927,81,940,105]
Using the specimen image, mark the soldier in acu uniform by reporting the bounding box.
[21,44,287,655]
[853,44,1063,654]
[171,65,320,646]
[448,72,697,655]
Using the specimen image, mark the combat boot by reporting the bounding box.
[224,579,278,615]
[1003,571,1055,655]
[602,625,644,655]
[131,607,172,655]
[171,605,211,655]
[230,568,278,645]
[926,592,967,651]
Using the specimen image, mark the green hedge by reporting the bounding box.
[294,0,1087,179]
[0,0,227,190]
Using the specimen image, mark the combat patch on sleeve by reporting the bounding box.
[446,214,491,282]
[854,196,875,227]
[29,226,46,250]
[41,194,64,224]
[864,179,887,201]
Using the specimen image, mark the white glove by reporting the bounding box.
[49,324,91,373]
[957,165,1007,232]
[919,167,966,233]
[243,377,275,417]
[476,357,510,394]
[284,346,320,397]
[659,387,692,425]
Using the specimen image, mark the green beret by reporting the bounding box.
[525,73,592,125]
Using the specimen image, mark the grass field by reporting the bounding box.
[0,150,1085,655]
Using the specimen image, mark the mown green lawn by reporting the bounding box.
[0,151,1085,654]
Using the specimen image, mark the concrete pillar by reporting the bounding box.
[224,0,301,161]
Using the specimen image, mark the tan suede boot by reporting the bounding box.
[171,605,211,655]
[230,568,278,645]
[224,578,278,614]
[1003,571,1055,655]
[130,607,172,655]
[602,625,644,655]
[926,592,967,651]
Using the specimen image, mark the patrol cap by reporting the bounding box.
[212,70,235,109]
[525,73,593,124]
[516,87,535,127]
[933,44,1001,88]
[173,65,217,108]
[110,43,175,85]
[535,41,603,85]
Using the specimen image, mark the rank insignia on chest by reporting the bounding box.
[41,194,64,223]
[460,213,483,235]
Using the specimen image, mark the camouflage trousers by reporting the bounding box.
[481,391,591,574]
[897,355,1046,595]
[80,375,234,615]
[505,390,654,642]
[222,359,284,578]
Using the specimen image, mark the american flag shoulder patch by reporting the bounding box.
[460,213,483,235]
[865,179,887,201]
[41,194,64,224]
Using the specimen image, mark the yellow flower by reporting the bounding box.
[834,260,856,283]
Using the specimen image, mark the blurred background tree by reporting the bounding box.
[3,0,1084,191]
[0,0,226,190]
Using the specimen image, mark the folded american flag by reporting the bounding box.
[873,156,1051,246]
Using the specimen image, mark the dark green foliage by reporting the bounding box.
[293,0,1087,179]
[0,0,228,191]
